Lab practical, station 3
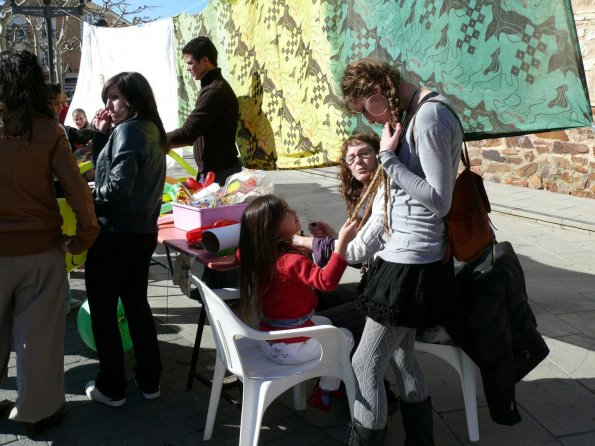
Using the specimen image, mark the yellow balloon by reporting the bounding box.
[168,150,198,177]
[58,198,88,272]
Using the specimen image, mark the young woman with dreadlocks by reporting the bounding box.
[340,59,463,446]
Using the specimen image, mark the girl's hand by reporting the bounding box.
[333,218,359,258]
[292,234,313,251]
[379,122,403,154]
[94,108,112,132]
[309,221,338,239]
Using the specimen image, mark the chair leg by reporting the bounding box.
[239,381,268,446]
[341,354,357,419]
[186,305,207,390]
[458,350,479,442]
[203,357,226,441]
[292,382,307,410]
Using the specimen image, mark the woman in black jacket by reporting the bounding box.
[84,72,168,407]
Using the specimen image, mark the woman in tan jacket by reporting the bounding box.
[0,50,99,434]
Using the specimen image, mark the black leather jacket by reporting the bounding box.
[92,118,166,233]
[438,242,549,426]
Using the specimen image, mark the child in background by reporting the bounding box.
[238,194,359,411]
[72,108,92,129]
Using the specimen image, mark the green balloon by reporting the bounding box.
[77,298,133,352]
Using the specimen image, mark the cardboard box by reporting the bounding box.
[172,202,248,231]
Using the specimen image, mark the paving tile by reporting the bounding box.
[517,361,595,437]
[542,335,595,390]
[525,280,595,315]
[557,310,595,339]
[528,303,581,338]
[559,431,595,446]
[442,405,560,446]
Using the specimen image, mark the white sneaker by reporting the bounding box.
[134,379,160,400]
[85,380,126,407]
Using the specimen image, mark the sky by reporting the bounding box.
[123,0,208,21]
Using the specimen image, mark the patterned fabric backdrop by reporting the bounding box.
[173,0,592,170]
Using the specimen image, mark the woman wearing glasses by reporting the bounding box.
[294,133,403,416]
[305,132,389,262]
[340,59,463,445]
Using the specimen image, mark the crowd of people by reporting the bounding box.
[0,34,465,446]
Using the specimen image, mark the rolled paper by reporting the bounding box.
[201,223,241,254]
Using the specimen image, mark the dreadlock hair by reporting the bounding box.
[0,50,53,138]
[340,59,405,233]
[340,58,402,128]
[238,194,307,322]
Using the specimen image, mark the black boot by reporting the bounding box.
[399,397,435,446]
[345,420,387,445]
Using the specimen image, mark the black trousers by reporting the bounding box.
[85,232,162,399]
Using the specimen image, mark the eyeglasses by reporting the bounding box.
[345,150,373,165]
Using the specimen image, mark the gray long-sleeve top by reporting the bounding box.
[376,95,463,264]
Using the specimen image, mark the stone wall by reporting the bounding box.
[471,0,595,199]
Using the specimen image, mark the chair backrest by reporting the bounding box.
[191,274,252,376]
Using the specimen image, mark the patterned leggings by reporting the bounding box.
[352,317,428,430]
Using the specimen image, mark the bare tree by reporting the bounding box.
[0,1,155,84]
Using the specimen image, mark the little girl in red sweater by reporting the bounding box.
[238,194,358,411]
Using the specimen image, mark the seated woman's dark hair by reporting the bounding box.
[0,50,53,137]
[101,72,170,153]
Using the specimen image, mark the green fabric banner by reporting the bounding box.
[173,1,592,169]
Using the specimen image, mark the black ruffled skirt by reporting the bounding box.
[356,257,455,328]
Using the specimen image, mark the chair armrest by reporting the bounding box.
[211,288,240,301]
[245,323,350,349]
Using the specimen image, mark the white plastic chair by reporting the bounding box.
[191,275,356,446]
[414,341,479,442]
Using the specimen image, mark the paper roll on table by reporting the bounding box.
[201,223,241,254]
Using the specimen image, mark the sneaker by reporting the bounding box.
[307,385,331,412]
[85,380,126,407]
[24,405,65,434]
[134,379,160,400]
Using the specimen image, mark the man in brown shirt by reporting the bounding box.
[167,36,242,185]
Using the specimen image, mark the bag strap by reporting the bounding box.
[417,98,470,168]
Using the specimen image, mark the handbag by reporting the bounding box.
[444,141,496,262]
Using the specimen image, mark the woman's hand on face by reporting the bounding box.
[94,108,112,132]
[309,221,338,239]
[379,122,403,154]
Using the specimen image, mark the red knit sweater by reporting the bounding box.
[259,252,348,343]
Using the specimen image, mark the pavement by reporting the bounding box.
[1,164,594,446]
